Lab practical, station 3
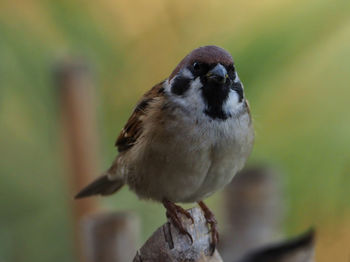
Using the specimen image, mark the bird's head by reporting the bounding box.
[165,45,245,120]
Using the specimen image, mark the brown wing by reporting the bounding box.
[115,82,165,152]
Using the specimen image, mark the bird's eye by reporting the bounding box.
[192,62,208,75]
[193,62,201,71]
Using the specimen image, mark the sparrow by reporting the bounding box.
[75,45,254,253]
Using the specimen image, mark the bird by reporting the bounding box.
[75,45,254,253]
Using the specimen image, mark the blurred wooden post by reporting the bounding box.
[134,207,223,262]
[55,59,100,262]
[219,166,284,261]
[82,212,140,262]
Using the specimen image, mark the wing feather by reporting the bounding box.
[115,82,165,152]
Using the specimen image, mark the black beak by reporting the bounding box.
[206,64,227,84]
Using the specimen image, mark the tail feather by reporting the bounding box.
[75,174,124,199]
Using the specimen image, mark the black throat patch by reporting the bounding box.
[201,79,231,120]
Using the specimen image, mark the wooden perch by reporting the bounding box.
[133,207,223,262]
[82,212,140,262]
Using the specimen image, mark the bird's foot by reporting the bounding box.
[198,201,219,255]
[162,199,194,243]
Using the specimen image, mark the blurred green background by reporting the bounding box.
[1,0,350,261]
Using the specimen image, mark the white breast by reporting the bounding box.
[123,96,254,203]
[184,111,254,202]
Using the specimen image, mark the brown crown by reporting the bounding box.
[169,45,234,80]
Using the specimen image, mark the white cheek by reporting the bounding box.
[181,68,194,79]
[165,77,206,115]
[223,90,242,113]
[180,77,203,109]
[164,78,173,92]
[234,72,241,83]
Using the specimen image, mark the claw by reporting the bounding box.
[163,199,194,243]
[198,201,219,255]
[175,205,194,224]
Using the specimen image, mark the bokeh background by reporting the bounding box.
[1,0,350,261]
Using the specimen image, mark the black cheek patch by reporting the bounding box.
[171,77,191,96]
